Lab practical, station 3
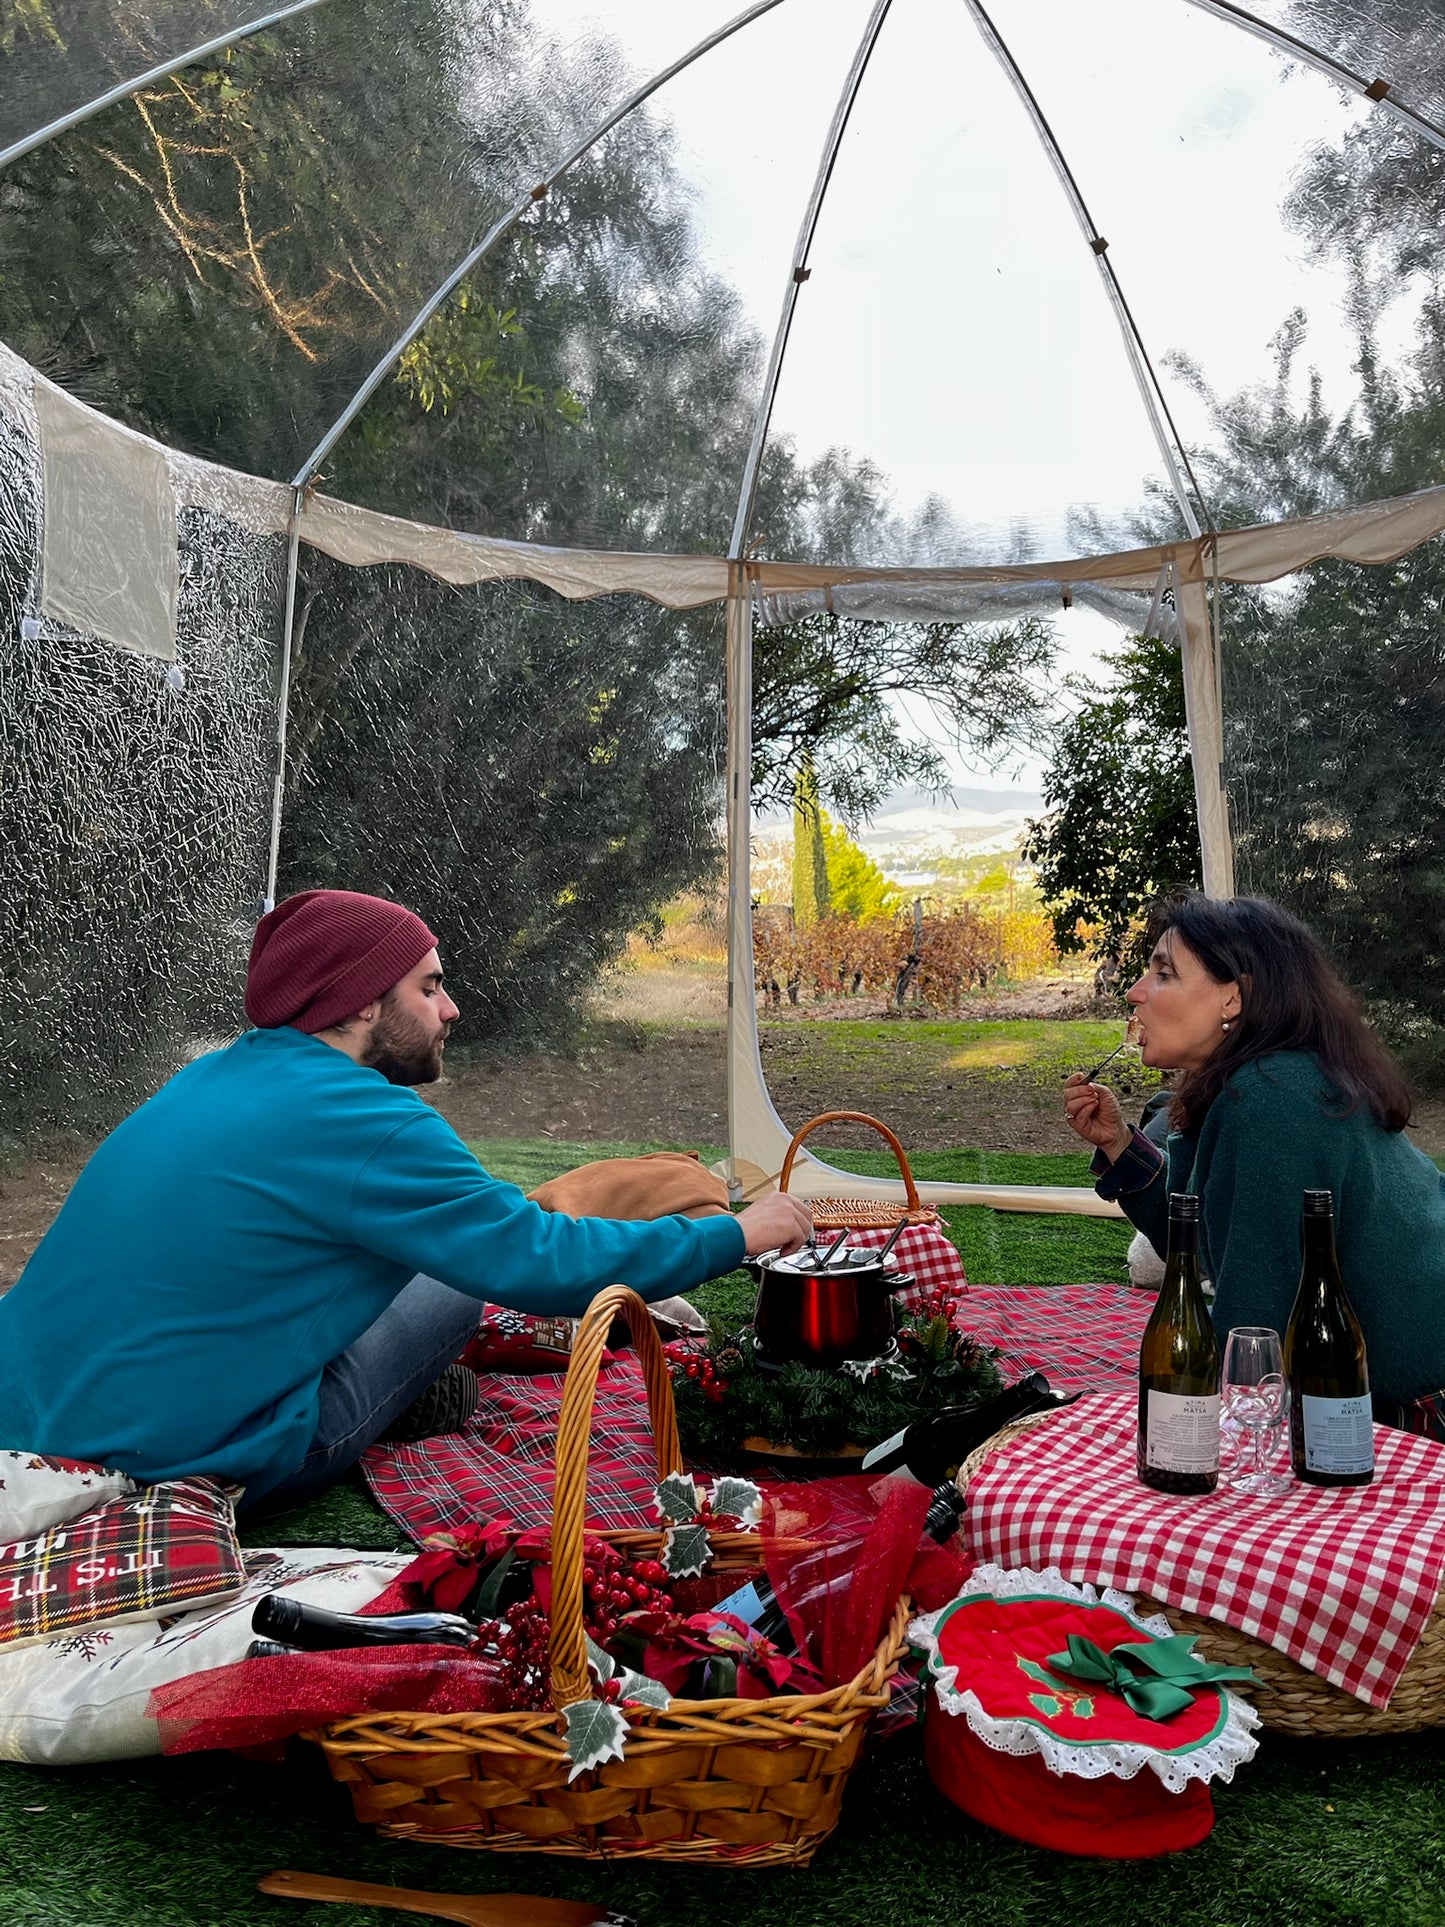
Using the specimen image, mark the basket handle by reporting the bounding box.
[548,1285,683,1711]
[777,1110,922,1215]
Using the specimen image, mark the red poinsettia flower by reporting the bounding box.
[398,1517,519,1613]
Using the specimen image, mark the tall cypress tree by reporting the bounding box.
[792,759,831,929]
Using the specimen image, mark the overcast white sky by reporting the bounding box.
[526,0,1406,788]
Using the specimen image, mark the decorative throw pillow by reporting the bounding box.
[0,1451,136,1543]
[0,1476,246,1652]
[460,1308,584,1375]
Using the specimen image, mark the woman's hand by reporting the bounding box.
[1063,1073,1132,1163]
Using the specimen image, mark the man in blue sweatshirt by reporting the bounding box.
[0,890,811,1510]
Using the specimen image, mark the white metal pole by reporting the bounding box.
[263,485,304,910]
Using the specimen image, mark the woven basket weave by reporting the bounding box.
[309,1285,908,1863]
[779,1111,941,1232]
[957,1411,1445,1738]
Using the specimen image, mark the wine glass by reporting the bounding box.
[1222,1327,1291,1496]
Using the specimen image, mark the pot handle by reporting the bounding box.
[778,1111,923,1216]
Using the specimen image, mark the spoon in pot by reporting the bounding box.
[800,1227,851,1272]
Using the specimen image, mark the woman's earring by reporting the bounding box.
[1221,1017,1232,1033]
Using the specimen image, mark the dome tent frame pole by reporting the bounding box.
[1182,0,1445,155]
[726,0,896,562]
[290,0,788,492]
[263,485,305,909]
[959,0,1233,905]
[723,0,900,1199]
[0,0,329,173]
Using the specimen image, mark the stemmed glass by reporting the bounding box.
[1222,1327,1291,1496]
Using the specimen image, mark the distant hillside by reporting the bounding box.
[754,784,1047,892]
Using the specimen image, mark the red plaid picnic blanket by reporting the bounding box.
[364,1356,661,1541]
[959,1284,1150,1394]
[965,1389,1445,1709]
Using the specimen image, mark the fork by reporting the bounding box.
[1079,1034,1133,1084]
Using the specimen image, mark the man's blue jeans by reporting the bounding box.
[244,1273,481,1515]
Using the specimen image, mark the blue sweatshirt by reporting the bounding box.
[0,1028,745,1500]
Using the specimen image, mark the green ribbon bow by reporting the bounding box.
[1044,1633,1258,1722]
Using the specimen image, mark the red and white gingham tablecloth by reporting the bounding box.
[844,1223,968,1305]
[965,1389,1445,1709]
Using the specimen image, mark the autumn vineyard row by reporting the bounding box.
[752,906,1060,1010]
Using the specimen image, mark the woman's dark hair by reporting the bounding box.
[1146,894,1412,1133]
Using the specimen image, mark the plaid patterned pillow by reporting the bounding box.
[0,1476,246,1652]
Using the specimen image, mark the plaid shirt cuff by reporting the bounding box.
[1091,1128,1165,1200]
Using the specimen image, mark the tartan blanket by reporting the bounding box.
[959,1283,1150,1394]
[965,1389,1445,1709]
[364,1357,661,1541]
[362,1278,1134,1545]
[845,1224,968,1303]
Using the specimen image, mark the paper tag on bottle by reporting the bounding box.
[1146,1391,1220,1473]
[1301,1393,1375,1475]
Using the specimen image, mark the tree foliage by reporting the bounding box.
[1023,634,1198,975]
[790,760,830,931]
[821,813,899,924]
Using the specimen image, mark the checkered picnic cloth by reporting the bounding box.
[958,1284,1151,1394]
[844,1223,968,1305]
[363,1355,662,1541]
[965,1390,1445,1709]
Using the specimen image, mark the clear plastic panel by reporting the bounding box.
[0,364,285,1152]
[0,0,293,159]
[757,0,1171,565]
[1235,0,1445,130]
[278,556,730,1125]
[1219,551,1445,1033]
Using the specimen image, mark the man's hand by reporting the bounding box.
[1062,1072,1132,1163]
[737,1193,814,1258]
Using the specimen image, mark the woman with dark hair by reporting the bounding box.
[1064,894,1445,1438]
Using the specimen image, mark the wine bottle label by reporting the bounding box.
[1301,1393,1375,1475]
[1145,1391,1220,1473]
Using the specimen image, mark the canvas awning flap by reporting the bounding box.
[296,477,1445,611]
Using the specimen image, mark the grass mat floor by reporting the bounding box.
[11,1140,1439,1925]
[2,1721,1441,1927]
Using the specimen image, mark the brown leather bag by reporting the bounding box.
[527,1150,729,1222]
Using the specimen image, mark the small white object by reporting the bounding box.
[19,615,41,641]
[1127,1230,1167,1289]
[164,663,185,692]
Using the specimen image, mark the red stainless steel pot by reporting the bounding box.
[750,1249,912,1369]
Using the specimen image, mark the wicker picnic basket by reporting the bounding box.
[309,1284,909,1863]
[779,1111,942,1233]
[957,1411,1445,1739]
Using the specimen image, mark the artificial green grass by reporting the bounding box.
[8,1143,1444,1924]
[1,1712,1441,1927]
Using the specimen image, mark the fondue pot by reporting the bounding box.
[750,1238,914,1370]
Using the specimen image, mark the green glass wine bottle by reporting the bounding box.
[1284,1189,1374,1488]
[1137,1192,1220,1495]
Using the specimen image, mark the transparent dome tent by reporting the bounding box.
[3,0,1445,1213]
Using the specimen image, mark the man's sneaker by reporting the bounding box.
[379,1363,479,1444]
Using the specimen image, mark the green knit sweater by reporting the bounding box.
[1100,1051,1445,1404]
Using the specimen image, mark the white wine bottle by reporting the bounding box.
[1284,1189,1374,1488]
[1138,1192,1220,1494]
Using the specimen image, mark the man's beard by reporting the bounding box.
[363,993,448,1086]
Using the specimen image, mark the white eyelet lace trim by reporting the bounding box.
[909,1564,1261,1793]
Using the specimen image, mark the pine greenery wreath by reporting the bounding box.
[668,1289,1002,1460]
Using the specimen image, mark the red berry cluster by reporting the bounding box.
[478,1544,676,1712]
[678,1353,726,1403]
[918,1284,965,1323]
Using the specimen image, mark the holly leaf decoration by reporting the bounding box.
[655,1473,703,1525]
[585,1635,671,1712]
[1016,1657,1059,1687]
[585,1636,618,1683]
[663,1522,712,1578]
[1027,1693,1063,1718]
[710,1476,762,1527]
[562,1699,628,1780]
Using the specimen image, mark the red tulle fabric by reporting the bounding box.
[763,1476,970,1686]
[148,1645,509,1757]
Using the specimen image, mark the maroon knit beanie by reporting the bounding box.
[245,890,439,1033]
